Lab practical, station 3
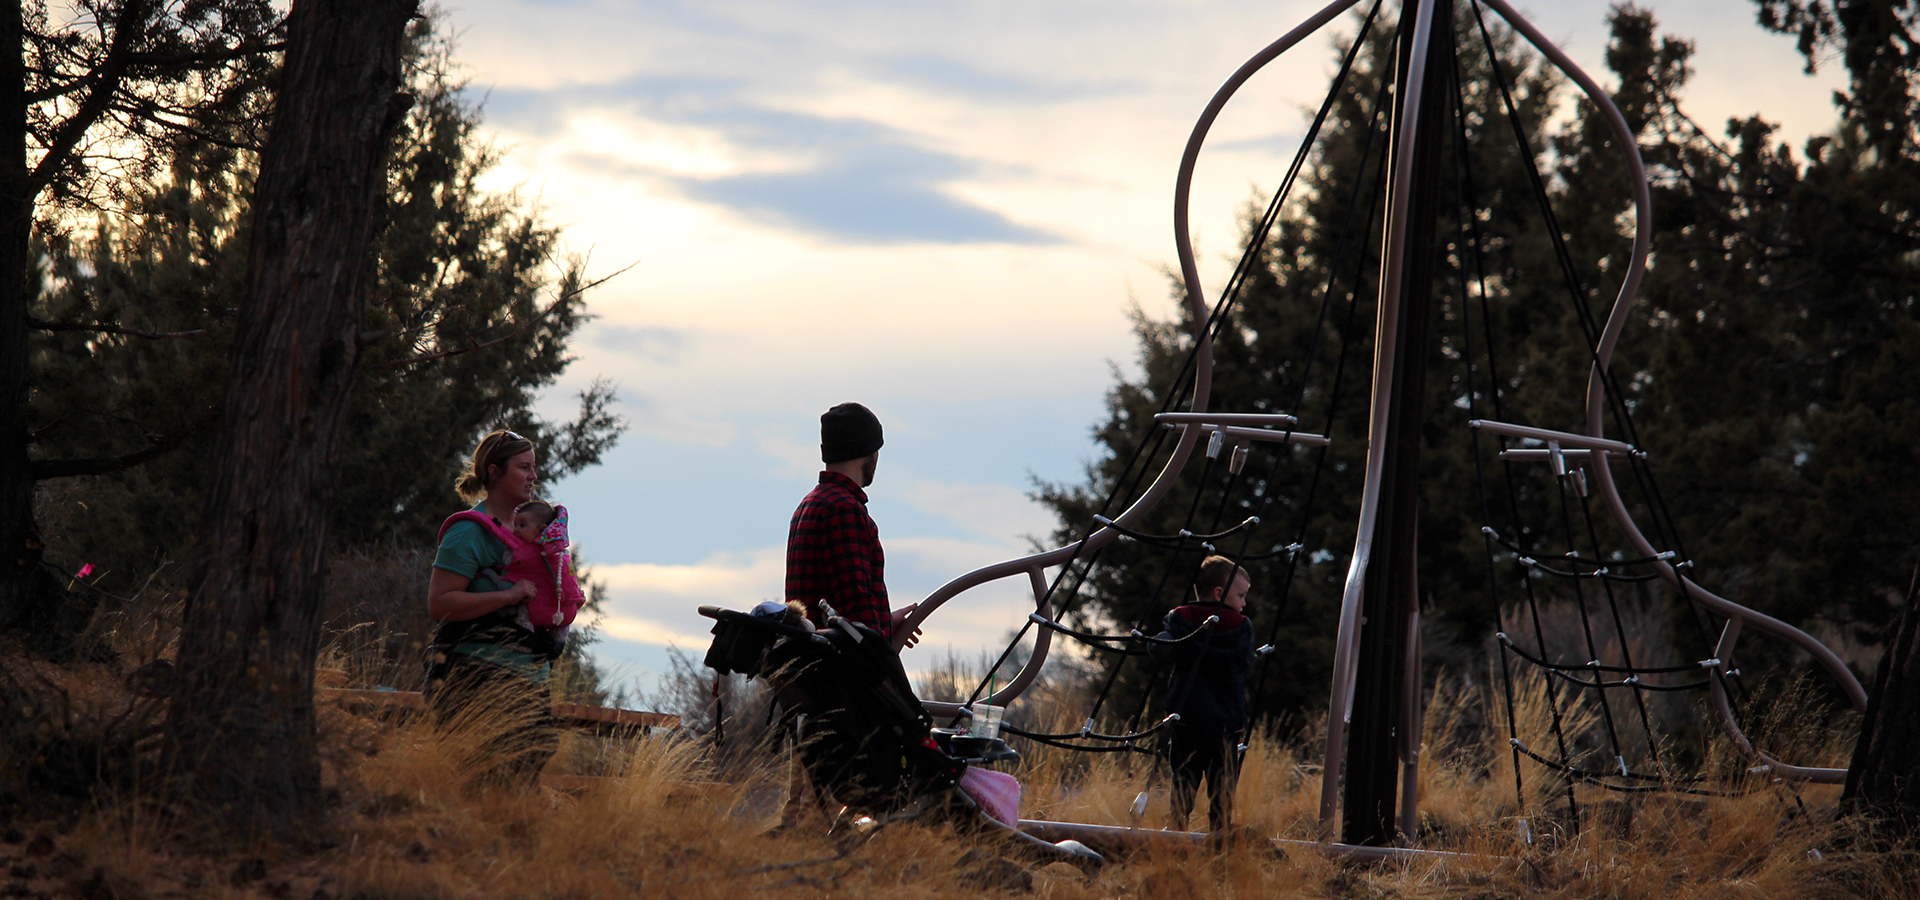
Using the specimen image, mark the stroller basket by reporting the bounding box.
[699,605,962,812]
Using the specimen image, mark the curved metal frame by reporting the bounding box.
[1481,0,1862,785]
[897,0,1367,715]
[902,0,1862,794]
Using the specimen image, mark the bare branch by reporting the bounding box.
[123,41,284,70]
[28,0,152,196]
[28,315,207,339]
[375,261,637,369]
[106,101,256,150]
[29,430,192,480]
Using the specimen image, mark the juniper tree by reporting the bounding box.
[22,18,625,646]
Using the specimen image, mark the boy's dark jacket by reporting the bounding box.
[1149,601,1254,734]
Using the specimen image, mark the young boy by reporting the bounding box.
[1150,555,1255,832]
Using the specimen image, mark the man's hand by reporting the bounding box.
[891,604,925,650]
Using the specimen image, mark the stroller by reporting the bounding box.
[699,603,1102,867]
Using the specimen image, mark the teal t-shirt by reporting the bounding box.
[433,502,513,593]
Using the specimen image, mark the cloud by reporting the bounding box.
[670,108,1061,245]
[873,54,1142,102]
[588,324,694,362]
[755,427,821,477]
[896,479,1053,544]
[593,548,786,601]
[591,613,714,648]
[485,79,1065,245]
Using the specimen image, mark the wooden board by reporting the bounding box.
[316,689,680,732]
[318,688,425,709]
[551,702,679,730]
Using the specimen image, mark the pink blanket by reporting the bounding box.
[958,767,1021,826]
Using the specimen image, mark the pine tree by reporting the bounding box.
[26,19,625,618]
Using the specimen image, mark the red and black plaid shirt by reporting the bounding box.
[785,471,890,639]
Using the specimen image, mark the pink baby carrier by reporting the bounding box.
[437,505,585,628]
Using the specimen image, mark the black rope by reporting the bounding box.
[1455,12,1580,827]
[1481,528,1680,570]
[1506,740,1751,797]
[1248,2,1395,716]
[1507,559,1671,582]
[1544,669,1709,693]
[1001,715,1180,744]
[999,726,1157,754]
[1093,514,1261,546]
[1574,478,1671,774]
[1496,632,1719,675]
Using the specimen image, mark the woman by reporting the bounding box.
[425,429,556,783]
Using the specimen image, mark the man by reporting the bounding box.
[785,401,919,645]
[776,402,919,831]
[1150,554,1255,832]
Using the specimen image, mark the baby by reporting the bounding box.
[511,500,559,545]
[438,499,586,657]
[508,500,583,634]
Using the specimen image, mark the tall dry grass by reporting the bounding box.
[4,610,1917,899]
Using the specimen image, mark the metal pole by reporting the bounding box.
[1335,0,1452,847]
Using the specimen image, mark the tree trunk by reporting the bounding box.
[166,0,416,823]
[1841,571,1920,833]
[0,0,34,632]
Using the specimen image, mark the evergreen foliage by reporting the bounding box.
[1040,1,1920,736]
[29,20,626,599]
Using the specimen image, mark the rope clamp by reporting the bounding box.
[1206,429,1225,459]
[1699,658,1722,668]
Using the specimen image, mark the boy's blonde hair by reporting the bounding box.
[1193,554,1246,602]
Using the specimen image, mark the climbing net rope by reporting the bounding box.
[946,0,1855,829]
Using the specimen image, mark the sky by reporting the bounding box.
[432,0,1846,702]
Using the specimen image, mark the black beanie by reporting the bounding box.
[821,402,884,463]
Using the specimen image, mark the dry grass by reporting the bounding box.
[2,640,1917,900]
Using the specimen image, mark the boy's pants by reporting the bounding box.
[1167,724,1242,832]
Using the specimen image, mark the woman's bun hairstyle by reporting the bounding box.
[456,430,536,503]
